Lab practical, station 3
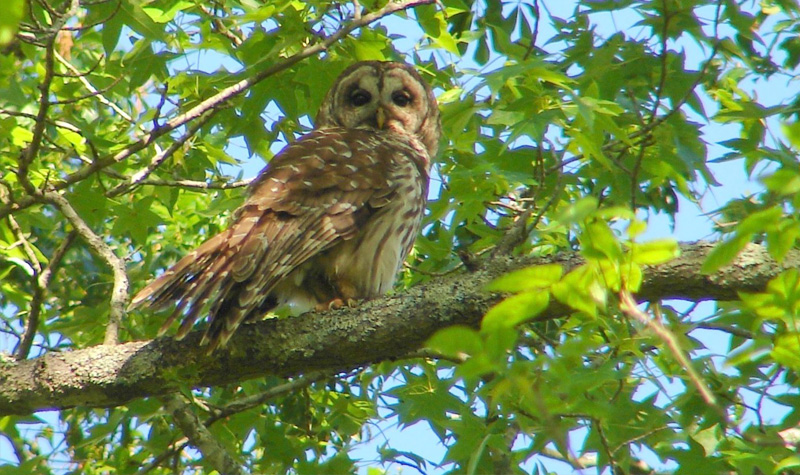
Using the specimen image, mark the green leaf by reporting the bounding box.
[762,168,800,195]
[766,219,800,262]
[701,234,749,274]
[551,265,603,316]
[630,239,680,265]
[58,128,87,153]
[691,424,723,456]
[481,291,549,332]
[774,455,800,473]
[427,326,482,357]
[554,197,599,226]
[581,219,623,261]
[142,1,194,24]
[11,126,32,146]
[486,264,563,292]
[0,0,23,45]
[771,333,800,371]
[702,207,783,273]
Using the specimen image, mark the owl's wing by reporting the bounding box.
[130,128,405,350]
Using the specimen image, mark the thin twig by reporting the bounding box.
[494,145,563,255]
[54,49,163,164]
[15,231,77,360]
[136,439,189,475]
[143,371,338,472]
[207,370,333,425]
[694,322,755,340]
[619,290,719,409]
[18,30,56,195]
[0,108,83,134]
[648,0,671,125]
[136,177,253,191]
[198,4,244,46]
[593,417,618,474]
[522,0,540,61]
[404,348,469,365]
[6,215,42,275]
[538,447,596,471]
[106,111,218,197]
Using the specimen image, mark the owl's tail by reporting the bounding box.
[129,217,275,352]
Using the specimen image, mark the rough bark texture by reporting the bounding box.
[0,241,795,416]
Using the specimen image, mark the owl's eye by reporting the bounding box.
[392,91,412,107]
[350,90,372,106]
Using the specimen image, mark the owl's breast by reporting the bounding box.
[324,140,427,298]
[265,129,430,313]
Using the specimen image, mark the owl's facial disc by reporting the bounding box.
[314,61,440,158]
[331,65,427,136]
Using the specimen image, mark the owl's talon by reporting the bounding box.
[315,298,361,311]
[315,298,342,311]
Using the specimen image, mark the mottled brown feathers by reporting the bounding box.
[131,61,441,352]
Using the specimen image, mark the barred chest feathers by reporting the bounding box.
[270,130,430,313]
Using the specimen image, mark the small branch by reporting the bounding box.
[54,49,164,162]
[494,146,562,255]
[106,111,217,197]
[163,394,246,475]
[404,348,469,365]
[136,439,189,475]
[49,76,123,106]
[649,0,671,124]
[538,447,595,471]
[694,322,755,340]
[208,371,333,424]
[0,109,85,136]
[6,214,42,275]
[43,192,129,345]
[15,231,77,360]
[17,0,81,193]
[620,290,719,409]
[522,0,540,61]
[592,417,618,474]
[142,371,334,471]
[136,177,253,191]
[198,4,244,46]
[18,35,56,195]
[152,0,436,139]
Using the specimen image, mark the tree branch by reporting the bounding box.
[0,241,794,416]
[15,230,77,360]
[163,394,245,475]
[44,192,129,345]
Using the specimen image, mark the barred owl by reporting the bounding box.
[131,61,441,352]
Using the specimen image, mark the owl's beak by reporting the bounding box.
[375,106,386,129]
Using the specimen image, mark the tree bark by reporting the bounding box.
[0,241,794,416]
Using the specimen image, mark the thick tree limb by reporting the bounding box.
[0,241,795,416]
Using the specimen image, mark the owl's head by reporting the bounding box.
[315,61,441,158]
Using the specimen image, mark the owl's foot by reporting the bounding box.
[315,298,360,311]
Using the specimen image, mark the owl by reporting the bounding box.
[131,61,441,352]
